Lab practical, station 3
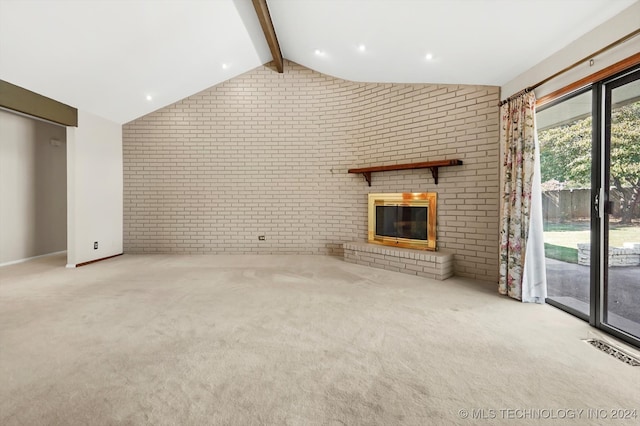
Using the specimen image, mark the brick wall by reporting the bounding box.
[123,60,500,281]
[352,83,500,280]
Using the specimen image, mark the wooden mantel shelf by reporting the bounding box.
[348,159,463,186]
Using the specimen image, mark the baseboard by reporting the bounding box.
[73,253,123,268]
[0,250,67,268]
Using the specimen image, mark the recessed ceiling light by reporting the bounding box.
[314,49,325,56]
[222,63,229,69]
[358,44,366,52]
[425,53,433,60]
[146,95,152,101]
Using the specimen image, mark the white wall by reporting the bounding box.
[66,110,123,266]
[501,1,640,100]
[0,109,67,265]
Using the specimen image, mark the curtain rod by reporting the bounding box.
[499,27,640,107]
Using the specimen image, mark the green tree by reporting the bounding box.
[610,101,640,223]
[539,114,591,187]
[538,101,640,224]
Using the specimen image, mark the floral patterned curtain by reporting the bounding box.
[499,92,547,303]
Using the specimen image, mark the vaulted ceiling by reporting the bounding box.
[0,0,636,124]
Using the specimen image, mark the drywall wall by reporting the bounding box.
[0,109,67,265]
[502,1,640,100]
[66,110,123,266]
[123,61,500,281]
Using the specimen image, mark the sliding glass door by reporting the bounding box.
[537,90,593,320]
[536,65,640,347]
[602,69,640,340]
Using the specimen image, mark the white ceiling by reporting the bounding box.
[0,0,636,124]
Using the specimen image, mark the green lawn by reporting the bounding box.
[544,223,640,249]
[544,222,640,264]
[544,243,578,263]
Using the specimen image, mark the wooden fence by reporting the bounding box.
[542,188,638,222]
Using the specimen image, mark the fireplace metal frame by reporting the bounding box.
[367,192,437,251]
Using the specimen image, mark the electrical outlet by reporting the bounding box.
[94,241,98,250]
[258,236,266,241]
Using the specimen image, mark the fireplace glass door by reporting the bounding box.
[375,205,428,240]
[368,193,437,250]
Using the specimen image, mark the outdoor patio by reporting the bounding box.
[546,258,640,338]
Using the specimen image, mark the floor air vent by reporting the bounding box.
[585,339,640,366]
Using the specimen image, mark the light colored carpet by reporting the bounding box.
[1,254,639,425]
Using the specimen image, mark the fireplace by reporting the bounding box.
[368,193,437,251]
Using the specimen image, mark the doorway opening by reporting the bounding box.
[0,109,67,267]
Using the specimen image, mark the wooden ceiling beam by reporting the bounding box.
[0,80,77,126]
[251,0,284,73]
